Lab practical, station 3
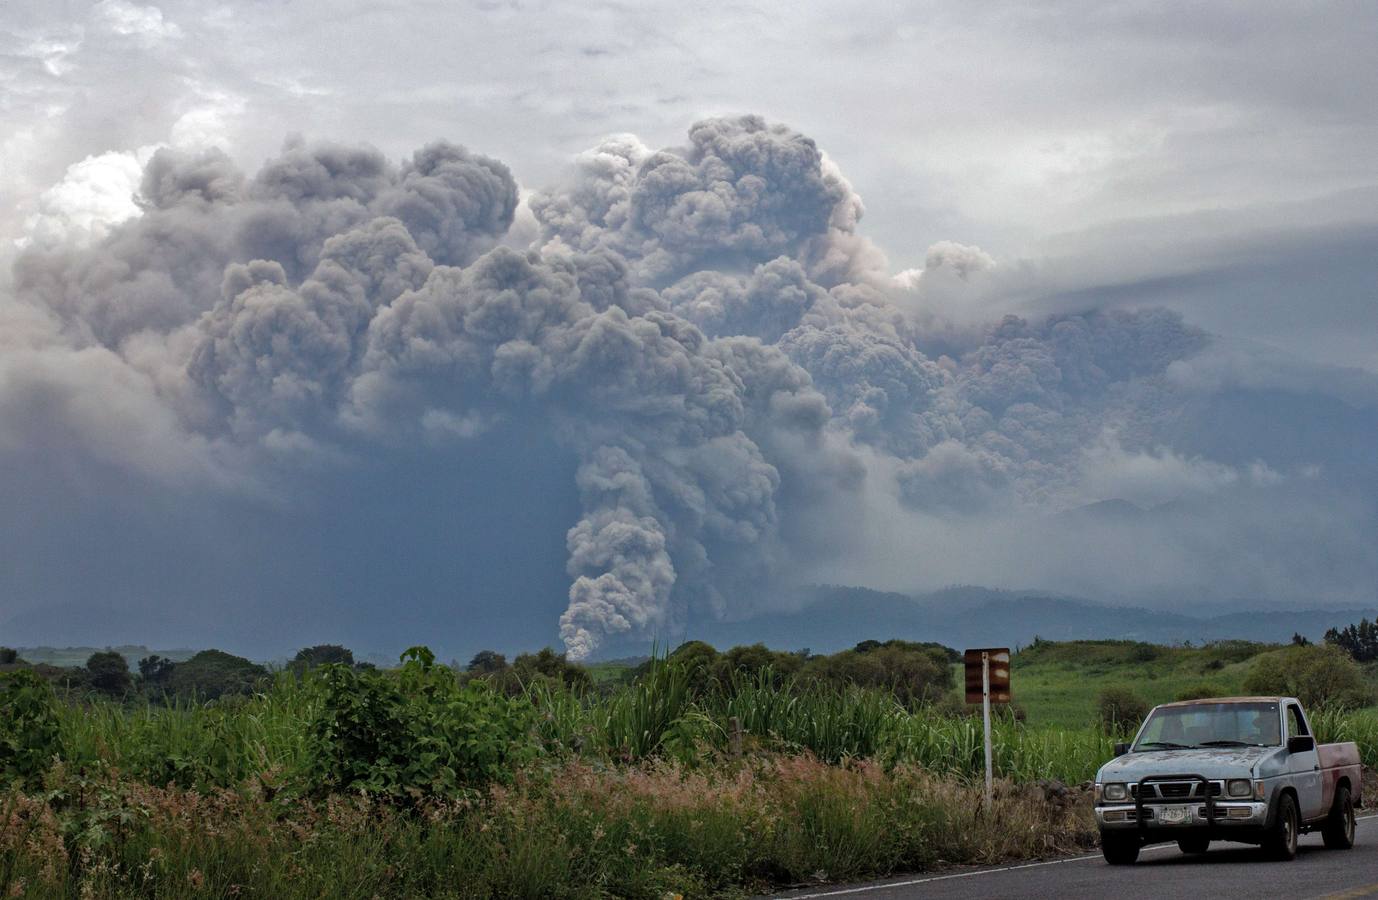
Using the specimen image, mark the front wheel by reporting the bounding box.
[1178,836,1210,854]
[1101,830,1140,865]
[1263,793,1299,861]
[1323,785,1356,850]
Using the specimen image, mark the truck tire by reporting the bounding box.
[1322,785,1356,850]
[1101,830,1140,865]
[1262,792,1299,861]
[1177,836,1210,854]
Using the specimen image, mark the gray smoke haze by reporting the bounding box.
[2,116,1376,658]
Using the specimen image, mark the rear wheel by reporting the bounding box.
[1322,785,1356,850]
[1177,835,1210,854]
[1101,830,1140,865]
[1263,793,1299,861]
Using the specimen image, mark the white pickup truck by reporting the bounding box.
[1094,696,1363,864]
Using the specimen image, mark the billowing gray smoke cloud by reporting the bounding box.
[4,115,1373,658]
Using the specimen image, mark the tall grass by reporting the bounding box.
[41,660,1367,789]
[1,757,1096,899]
[8,658,1377,897]
[56,673,318,789]
[1310,706,1378,768]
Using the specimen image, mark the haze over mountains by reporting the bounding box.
[681,585,1378,659]
[7,579,1371,665]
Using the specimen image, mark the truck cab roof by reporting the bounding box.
[1155,696,1291,708]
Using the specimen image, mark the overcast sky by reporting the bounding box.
[1,0,1375,658]
[6,0,1376,364]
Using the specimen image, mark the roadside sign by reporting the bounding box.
[964,647,1011,811]
[964,647,1011,704]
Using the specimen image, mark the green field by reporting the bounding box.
[1007,640,1263,727]
[5,638,1377,898]
[595,639,1366,729]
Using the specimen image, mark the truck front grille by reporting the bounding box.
[1132,780,1223,801]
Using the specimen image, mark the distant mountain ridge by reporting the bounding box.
[671,585,1377,656]
[10,645,199,668]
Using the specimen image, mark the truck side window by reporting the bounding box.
[1287,704,1309,737]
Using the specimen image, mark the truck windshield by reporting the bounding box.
[1133,702,1281,750]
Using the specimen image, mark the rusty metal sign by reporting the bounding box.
[964,647,1011,705]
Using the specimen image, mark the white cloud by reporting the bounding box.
[19,146,159,248]
[90,0,181,42]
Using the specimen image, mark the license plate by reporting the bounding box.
[1159,805,1193,825]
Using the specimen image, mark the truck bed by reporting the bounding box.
[1318,741,1363,813]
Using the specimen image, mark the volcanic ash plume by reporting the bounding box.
[3,115,1239,658]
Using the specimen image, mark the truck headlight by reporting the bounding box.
[1103,783,1129,801]
[1226,779,1252,798]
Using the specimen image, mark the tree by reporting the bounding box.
[1324,619,1378,663]
[1291,633,1311,647]
[510,648,591,693]
[804,641,954,704]
[1244,644,1373,710]
[658,641,719,693]
[168,650,268,701]
[467,650,507,674]
[291,644,355,671]
[0,647,18,665]
[710,643,805,687]
[138,654,176,687]
[86,651,132,697]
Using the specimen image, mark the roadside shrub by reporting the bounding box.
[302,646,535,800]
[0,669,61,786]
[1096,687,1149,734]
[1243,643,1373,710]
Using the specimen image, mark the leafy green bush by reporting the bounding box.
[1243,643,1373,710]
[0,669,61,785]
[1096,686,1149,734]
[1174,681,1223,701]
[302,647,535,800]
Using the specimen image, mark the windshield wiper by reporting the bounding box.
[1197,740,1266,747]
[1136,741,1190,750]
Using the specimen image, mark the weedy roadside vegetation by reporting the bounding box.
[2,641,1374,898]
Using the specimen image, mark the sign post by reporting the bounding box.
[982,651,993,806]
[964,647,1010,810]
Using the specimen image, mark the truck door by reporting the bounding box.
[1286,703,1323,820]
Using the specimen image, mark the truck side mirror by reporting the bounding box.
[1287,735,1315,754]
[1113,742,1129,757]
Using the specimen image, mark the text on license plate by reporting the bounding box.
[1159,805,1193,825]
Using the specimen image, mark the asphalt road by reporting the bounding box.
[769,814,1378,900]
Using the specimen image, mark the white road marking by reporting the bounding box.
[773,814,1378,899]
